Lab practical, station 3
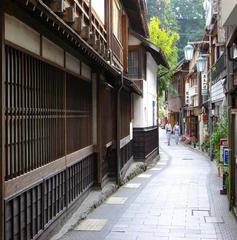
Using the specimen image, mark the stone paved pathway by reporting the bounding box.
[58,129,237,240]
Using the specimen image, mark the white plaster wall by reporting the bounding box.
[42,37,64,67]
[128,34,142,46]
[91,0,105,24]
[5,14,40,55]
[221,0,237,25]
[146,52,157,127]
[66,53,80,75]
[133,52,158,128]
[81,62,92,80]
[133,92,146,128]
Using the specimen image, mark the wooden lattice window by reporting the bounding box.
[128,49,139,79]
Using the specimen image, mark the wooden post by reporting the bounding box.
[0,3,5,239]
[96,73,102,187]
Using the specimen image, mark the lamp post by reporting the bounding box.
[184,41,213,161]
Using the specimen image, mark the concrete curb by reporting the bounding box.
[50,156,159,240]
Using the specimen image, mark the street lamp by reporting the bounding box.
[184,44,194,61]
[184,41,209,61]
[196,55,206,72]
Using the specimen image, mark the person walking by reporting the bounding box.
[173,121,180,144]
[165,120,172,146]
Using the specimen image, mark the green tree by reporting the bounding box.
[148,17,179,96]
[147,0,179,32]
[147,0,205,59]
[171,0,204,20]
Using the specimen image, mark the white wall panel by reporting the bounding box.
[66,52,80,75]
[81,62,91,80]
[42,37,64,67]
[5,14,40,55]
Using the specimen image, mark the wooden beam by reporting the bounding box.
[0,2,5,239]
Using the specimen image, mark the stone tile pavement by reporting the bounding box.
[57,130,237,240]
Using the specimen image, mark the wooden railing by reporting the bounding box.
[112,35,123,64]
[47,0,107,58]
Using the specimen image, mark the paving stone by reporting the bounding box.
[58,130,237,240]
[137,174,152,178]
[74,219,107,231]
[204,217,224,223]
[105,197,127,204]
[123,183,141,188]
[150,167,162,171]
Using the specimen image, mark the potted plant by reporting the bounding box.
[191,136,198,148]
[180,135,186,142]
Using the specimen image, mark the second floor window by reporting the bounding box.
[113,0,121,41]
[128,49,139,78]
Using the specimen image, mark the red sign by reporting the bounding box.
[201,114,208,121]
[220,138,228,146]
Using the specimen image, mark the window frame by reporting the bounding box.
[112,0,122,42]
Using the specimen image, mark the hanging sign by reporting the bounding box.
[185,82,190,105]
[201,72,208,96]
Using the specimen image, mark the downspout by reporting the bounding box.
[208,33,214,161]
[116,70,124,185]
[157,75,159,155]
[227,46,235,210]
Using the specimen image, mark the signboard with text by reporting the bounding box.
[201,72,208,96]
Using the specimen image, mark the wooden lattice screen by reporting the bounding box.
[5,45,93,180]
[5,45,65,180]
[4,45,95,240]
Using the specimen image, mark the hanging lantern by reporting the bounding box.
[196,56,206,72]
[184,44,194,61]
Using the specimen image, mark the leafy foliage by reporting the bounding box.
[147,0,205,59]
[171,0,204,20]
[210,113,228,163]
[148,17,179,96]
[147,0,179,32]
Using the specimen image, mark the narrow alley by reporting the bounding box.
[57,130,237,240]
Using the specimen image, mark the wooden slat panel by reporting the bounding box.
[4,45,65,180]
[66,73,92,154]
[120,90,131,139]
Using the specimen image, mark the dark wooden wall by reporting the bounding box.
[133,127,158,160]
[0,4,5,240]
[4,45,96,240]
[5,153,96,240]
[66,73,92,154]
[4,45,93,180]
[120,90,131,138]
[100,87,116,178]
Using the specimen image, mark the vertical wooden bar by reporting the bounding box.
[9,47,13,178]
[21,52,25,174]
[96,73,103,186]
[5,46,9,179]
[0,4,5,239]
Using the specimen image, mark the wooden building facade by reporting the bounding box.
[0,0,151,239]
[127,32,169,162]
[167,60,188,134]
